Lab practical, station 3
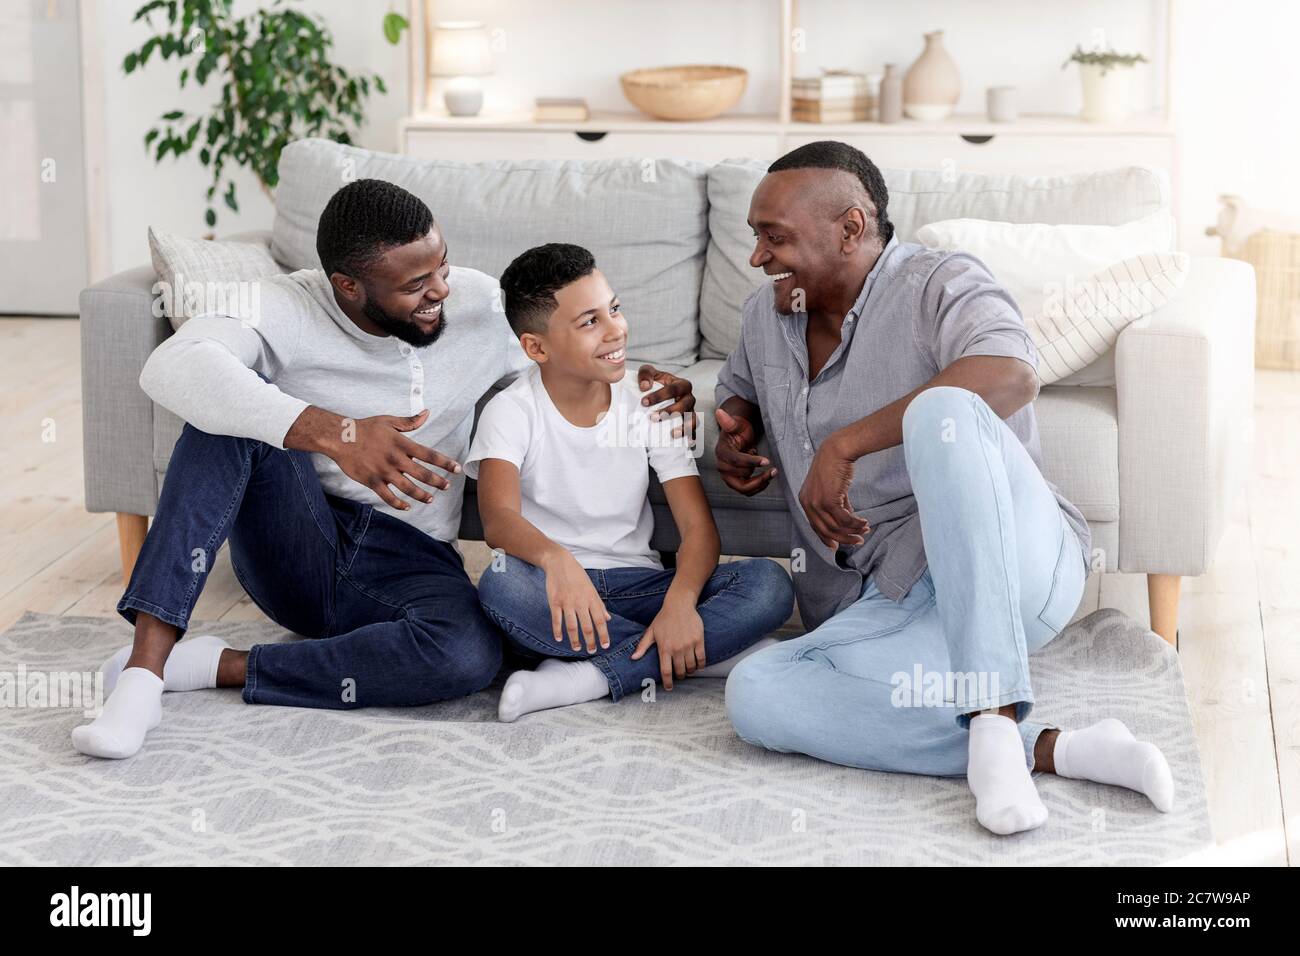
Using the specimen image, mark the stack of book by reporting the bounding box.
[791,72,871,123]
[534,97,590,122]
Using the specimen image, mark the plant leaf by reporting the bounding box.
[382,12,408,45]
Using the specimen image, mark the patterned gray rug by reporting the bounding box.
[0,609,1210,865]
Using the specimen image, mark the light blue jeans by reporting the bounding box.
[725,386,1088,775]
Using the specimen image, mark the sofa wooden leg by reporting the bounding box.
[1147,573,1181,647]
[116,513,148,587]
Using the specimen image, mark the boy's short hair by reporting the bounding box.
[499,243,597,336]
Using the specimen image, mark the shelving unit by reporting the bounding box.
[401,1,1176,195]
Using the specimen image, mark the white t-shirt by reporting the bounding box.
[464,364,699,570]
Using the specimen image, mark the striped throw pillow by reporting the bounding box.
[1028,251,1190,384]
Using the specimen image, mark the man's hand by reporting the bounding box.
[637,364,698,442]
[286,407,460,511]
[715,407,778,496]
[541,550,611,653]
[630,595,705,690]
[798,431,870,549]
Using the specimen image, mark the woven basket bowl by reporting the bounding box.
[619,65,748,121]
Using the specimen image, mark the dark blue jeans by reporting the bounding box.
[118,424,503,709]
[476,554,795,700]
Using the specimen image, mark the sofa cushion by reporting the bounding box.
[148,227,281,330]
[1034,385,1119,523]
[700,162,1171,360]
[273,139,708,370]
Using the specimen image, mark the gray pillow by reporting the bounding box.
[148,226,282,331]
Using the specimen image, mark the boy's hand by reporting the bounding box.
[541,551,611,653]
[637,364,698,441]
[715,407,777,496]
[631,596,705,690]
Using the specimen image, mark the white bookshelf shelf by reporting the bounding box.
[402,110,1173,138]
[403,1,1175,202]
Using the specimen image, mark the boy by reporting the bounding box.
[466,244,794,722]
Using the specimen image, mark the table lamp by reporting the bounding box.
[429,21,492,117]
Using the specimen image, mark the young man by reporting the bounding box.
[72,181,699,759]
[717,142,1174,836]
[467,243,794,722]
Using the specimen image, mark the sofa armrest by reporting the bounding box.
[80,264,171,516]
[1114,256,1256,575]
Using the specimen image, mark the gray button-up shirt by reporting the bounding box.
[716,235,1091,630]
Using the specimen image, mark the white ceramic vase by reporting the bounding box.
[1078,62,1134,123]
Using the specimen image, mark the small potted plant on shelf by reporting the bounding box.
[1062,45,1147,123]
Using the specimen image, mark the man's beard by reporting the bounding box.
[362,295,447,347]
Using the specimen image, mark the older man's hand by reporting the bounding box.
[715,407,778,496]
[798,432,870,549]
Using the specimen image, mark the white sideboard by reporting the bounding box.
[400,111,1176,191]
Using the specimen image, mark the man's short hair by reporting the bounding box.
[768,140,894,243]
[499,243,597,336]
[316,179,434,279]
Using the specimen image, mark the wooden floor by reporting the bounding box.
[2,316,1296,865]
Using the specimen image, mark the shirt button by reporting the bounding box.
[804,442,811,451]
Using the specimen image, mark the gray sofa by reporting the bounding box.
[80,139,1257,642]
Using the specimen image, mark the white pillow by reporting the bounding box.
[148,226,282,330]
[915,211,1176,318]
[1028,251,1190,384]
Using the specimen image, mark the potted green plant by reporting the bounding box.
[1062,45,1148,123]
[124,0,389,228]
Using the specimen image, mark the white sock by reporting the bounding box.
[498,659,610,723]
[690,636,780,679]
[966,713,1049,835]
[1053,718,1175,812]
[71,667,163,759]
[101,634,229,696]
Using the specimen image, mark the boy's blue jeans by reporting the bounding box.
[725,386,1088,776]
[477,555,795,701]
[118,424,503,709]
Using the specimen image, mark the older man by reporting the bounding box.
[716,141,1173,835]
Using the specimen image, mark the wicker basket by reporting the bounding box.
[1226,230,1300,370]
[619,65,747,121]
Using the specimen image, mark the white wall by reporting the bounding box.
[89,0,1300,270]
[1172,0,1300,255]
